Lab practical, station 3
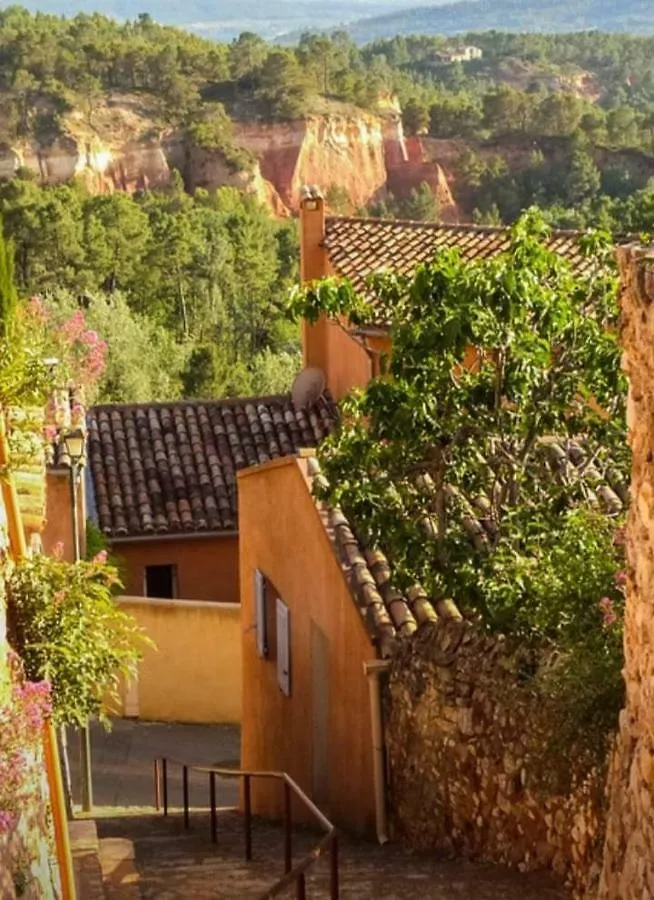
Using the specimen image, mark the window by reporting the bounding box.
[276,598,291,697]
[145,564,177,599]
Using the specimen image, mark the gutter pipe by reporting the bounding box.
[364,658,392,845]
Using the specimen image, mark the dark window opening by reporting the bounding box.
[145,564,176,599]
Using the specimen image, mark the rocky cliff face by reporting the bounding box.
[0,95,459,220]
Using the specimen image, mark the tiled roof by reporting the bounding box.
[88,393,337,538]
[323,216,610,305]
[305,434,627,658]
[306,456,462,659]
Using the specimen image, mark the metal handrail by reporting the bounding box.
[153,756,339,900]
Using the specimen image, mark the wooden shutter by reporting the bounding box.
[276,598,290,696]
[255,569,267,658]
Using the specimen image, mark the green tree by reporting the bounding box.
[565,147,602,205]
[0,223,17,338]
[289,210,625,627]
[402,98,429,136]
[398,183,439,221]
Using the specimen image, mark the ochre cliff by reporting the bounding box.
[234,115,388,212]
[0,94,459,220]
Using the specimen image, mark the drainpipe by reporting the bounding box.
[364,658,392,845]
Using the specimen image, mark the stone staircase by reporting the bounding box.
[75,808,570,900]
[70,820,140,900]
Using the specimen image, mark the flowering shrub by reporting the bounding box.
[6,553,148,727]
[0,652,51,833]
[26,297,107,396]
[0,293,107,422]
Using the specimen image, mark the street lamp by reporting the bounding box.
[62,426,93,814]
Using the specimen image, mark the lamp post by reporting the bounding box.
[62,427,93,814]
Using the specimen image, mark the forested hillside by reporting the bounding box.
[344,0,654,42]
[2,10,654,404]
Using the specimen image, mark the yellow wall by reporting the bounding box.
[238,456,377,836]
[113,596,242,725]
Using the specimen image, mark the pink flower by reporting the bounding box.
[0,810,16,833]
[92,550,108,564]
[615,570,628,586]
[52,542,64,560]
[27,296,48,324]
[44,424,57,442]
[613,528,626,547]
[599,596,618,628]
[81,330,99,346]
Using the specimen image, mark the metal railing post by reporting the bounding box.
[330,834,339,900]
[284,781,292,874]
[183,765,189,829]
[210,772,217,844]
[244,775,252,861]
[162,758,168,817]
[296,873,307,900]
[154,759,161,812]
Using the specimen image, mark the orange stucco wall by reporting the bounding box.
[41,471,85,562]
[238,456,377,835]
[113,534,240,604]
[300,196,392,399]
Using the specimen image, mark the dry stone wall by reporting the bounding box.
[385,620,607,899]
[0,746,61,900]
[599,247,654,899]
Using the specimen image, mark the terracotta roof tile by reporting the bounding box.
[89,393,337,538]
[322,217,620,322]
[305,435,627,658]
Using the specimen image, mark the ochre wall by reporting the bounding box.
[112,597,242,725]
[300,195,381,400]
[113,534,240,604]
[238,456,377,836]
[41,471,85,562]
[599,247,654,899]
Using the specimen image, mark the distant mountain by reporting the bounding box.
[342,0,654,42]
[13,0,450,41]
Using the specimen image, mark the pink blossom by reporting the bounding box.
[599,596,618,628]
[44,424,57,442]
[613,527,626,547]
[81,329,99,346]
[0,811,16,833]
[27,296,48,324]
[615,570,628,587]
[52,541,64,559]
[92,550,108,564]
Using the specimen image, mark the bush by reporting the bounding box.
[5,553,148,726]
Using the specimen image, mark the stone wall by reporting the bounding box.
[599,247,654,899]
[0,551,60,899]
[385,620,607,899]
[0,743,61,899]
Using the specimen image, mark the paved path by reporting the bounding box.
[66,718,240,811]
[98,811,568,900]
[72,720,569,899]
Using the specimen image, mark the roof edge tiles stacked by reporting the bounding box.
[88,391,337,539]
[304,454,462,659]
[302,434,627,657]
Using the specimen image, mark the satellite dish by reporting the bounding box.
[292,368,326,409]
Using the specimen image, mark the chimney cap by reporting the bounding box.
[300,184,324,202]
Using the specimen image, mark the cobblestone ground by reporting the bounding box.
[98,810,569,900]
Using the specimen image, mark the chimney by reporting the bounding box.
[300,185,328,285]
